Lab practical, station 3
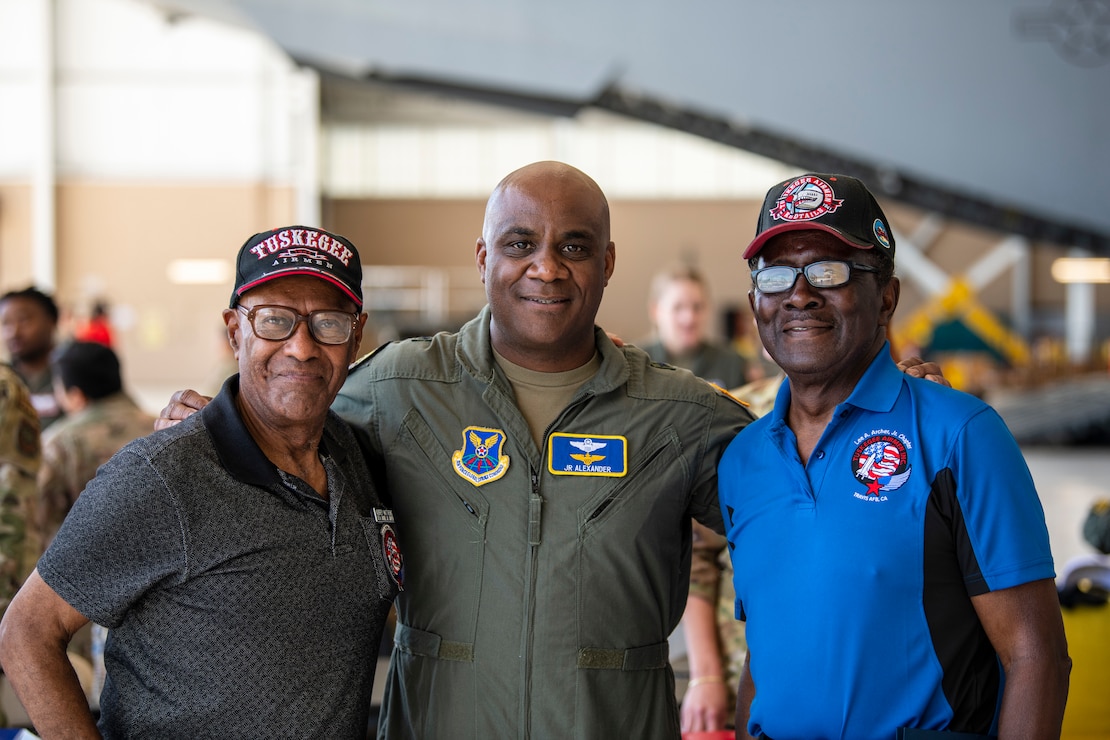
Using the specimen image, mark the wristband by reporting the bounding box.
[686,675,724,689]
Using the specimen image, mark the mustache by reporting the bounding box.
[780,310,823,322]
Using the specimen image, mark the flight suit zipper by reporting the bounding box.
[519,467,542,739]
[520,393,591,738]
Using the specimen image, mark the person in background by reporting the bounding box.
[0,365,41,620]
[681,521,743,733]
[37,341,154,547]
[0,288,64,430]
[640,267,752,732]
[0,225,401,738]
[642,265,748,389]
[74,301,114,348]
[0,364,41,727]
[640,267,785,732]
[721,173,1070,739]
[32,340,154,703]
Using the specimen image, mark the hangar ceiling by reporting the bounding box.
[146,0,1110,254]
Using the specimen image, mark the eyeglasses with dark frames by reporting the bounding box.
[235,304,358,345]
[751,260,881,294]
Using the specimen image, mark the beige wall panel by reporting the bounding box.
[51,182,295,411]
[0,184,35,289]
[327,198,486,269]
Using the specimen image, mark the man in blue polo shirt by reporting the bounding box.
[719,173,1071,740]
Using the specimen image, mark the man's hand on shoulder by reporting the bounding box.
[896,356,951,388]
[154,389,212,431]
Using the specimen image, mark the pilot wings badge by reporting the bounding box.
[452,425,510,486]
[569,437,607,466]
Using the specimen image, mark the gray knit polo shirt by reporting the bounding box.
[38,376,400,739]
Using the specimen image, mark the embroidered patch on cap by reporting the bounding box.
[768,176,845,222]
[230,225,363,308]
[451,426,510,487]
[873,219,892,249]
[548,433,628,477]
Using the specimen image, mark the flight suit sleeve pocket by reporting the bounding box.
[394,623,474,662]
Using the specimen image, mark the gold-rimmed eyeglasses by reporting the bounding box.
[235,304,357,345]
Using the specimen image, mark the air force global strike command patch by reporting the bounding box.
[548,433,628,477]
[452,426,510,487]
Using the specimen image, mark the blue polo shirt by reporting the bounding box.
[718,344,1054,740]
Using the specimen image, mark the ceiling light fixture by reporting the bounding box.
[1050,257,1110,284]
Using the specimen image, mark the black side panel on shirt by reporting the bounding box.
[923,468,1000,734]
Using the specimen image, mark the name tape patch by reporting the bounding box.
[548,433,628,477]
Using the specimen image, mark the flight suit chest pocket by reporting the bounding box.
[393,410,490,526]
[580,428,688,531]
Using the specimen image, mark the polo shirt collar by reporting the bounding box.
[201,374,281,489]
[767,340,902,424]
[200,374,351,491]
[842,341,902,414]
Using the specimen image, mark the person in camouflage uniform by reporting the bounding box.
[0,363,41,616]
[0,363,42,727]
[682,376,780,731]
[0,287,64,431]
[37,341,154,546]
[36,341,153,699]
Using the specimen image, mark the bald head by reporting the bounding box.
[475,160,616,372]
[483,161,611,243]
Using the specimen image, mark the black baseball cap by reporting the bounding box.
[231,226,364,309]
[742,173,895,260]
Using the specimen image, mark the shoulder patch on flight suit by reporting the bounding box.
[548,433,627,477]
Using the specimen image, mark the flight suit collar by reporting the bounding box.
[455,305,629,397]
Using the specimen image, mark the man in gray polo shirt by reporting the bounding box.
[0,226,402,739]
